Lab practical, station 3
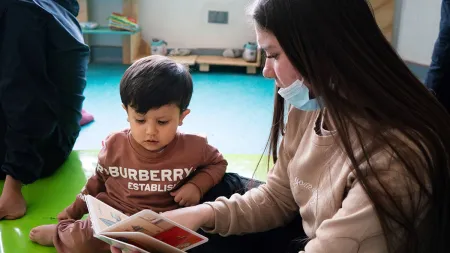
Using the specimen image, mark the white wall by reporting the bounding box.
[87,0,257,49]
[396,0,442,65]
[86,0,443,66]
[87,0,123,47]
[139,0,256,49]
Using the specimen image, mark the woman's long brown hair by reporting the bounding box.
[252,0,450,252]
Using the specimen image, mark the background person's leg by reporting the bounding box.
[0,109,26,220]
[37,126,77,179]
[0,2,56,220]
[0,109,6,180]
[191,173,307,253]
[425,0,450,112]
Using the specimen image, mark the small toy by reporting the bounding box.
[80,22,99,30]
[242,42,258,62]
[222,48,243,58]
[151,39,168,56]
[168,48,191,56]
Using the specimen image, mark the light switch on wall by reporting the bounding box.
[208,10,228,24]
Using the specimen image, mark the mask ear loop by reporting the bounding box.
[299,77,309,89]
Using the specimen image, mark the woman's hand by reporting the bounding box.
[161,204,215,231]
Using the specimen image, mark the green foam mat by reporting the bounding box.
[0,151,269,253]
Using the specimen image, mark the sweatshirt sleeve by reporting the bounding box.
[202,136,298,236]
[64,135,114,219]
[187,140,228,197]
[301,152,425,253]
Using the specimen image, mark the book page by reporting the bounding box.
[129,210,208,251]
[99,232,184,253]
[85,195,129,233]
[102,213,165,236]
[87,196,208,251]
[95,234,152,253]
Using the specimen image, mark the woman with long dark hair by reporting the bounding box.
[112,0,450,252]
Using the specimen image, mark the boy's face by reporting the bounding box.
[124,104,190,152]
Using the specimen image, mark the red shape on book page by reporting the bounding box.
[154,227,204,249]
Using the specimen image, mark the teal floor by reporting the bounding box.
[76,64,276,155]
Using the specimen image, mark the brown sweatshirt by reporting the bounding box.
[204,108,425,253]
[65,129,227,219]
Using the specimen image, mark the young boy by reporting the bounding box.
[29,55,228,253]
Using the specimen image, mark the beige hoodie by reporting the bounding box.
[204,108,425,253]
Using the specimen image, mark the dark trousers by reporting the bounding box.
[0,109,70,182]
[426,0,450,112]
[0,0,86,184]
[192,173,307,253]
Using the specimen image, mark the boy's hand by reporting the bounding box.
[57,209,74,221]
[170,183,201,207]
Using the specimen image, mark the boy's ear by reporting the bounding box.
[179,109,191,126]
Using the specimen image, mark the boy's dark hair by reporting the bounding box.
[120,55,193,114]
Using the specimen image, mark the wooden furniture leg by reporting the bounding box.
[199,64,210,72]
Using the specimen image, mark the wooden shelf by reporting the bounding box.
[82,26,141,35]
[196,50,262,74]
[76,0,150,65]
[196,55,260,67]
[167,55,198,66]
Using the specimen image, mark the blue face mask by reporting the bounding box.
[278,79,321,111]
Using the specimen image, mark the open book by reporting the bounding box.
[84,195,208,253]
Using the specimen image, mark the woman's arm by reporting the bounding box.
[160,108,312,236]
[161,135,299,236]
[202,138,298,236]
